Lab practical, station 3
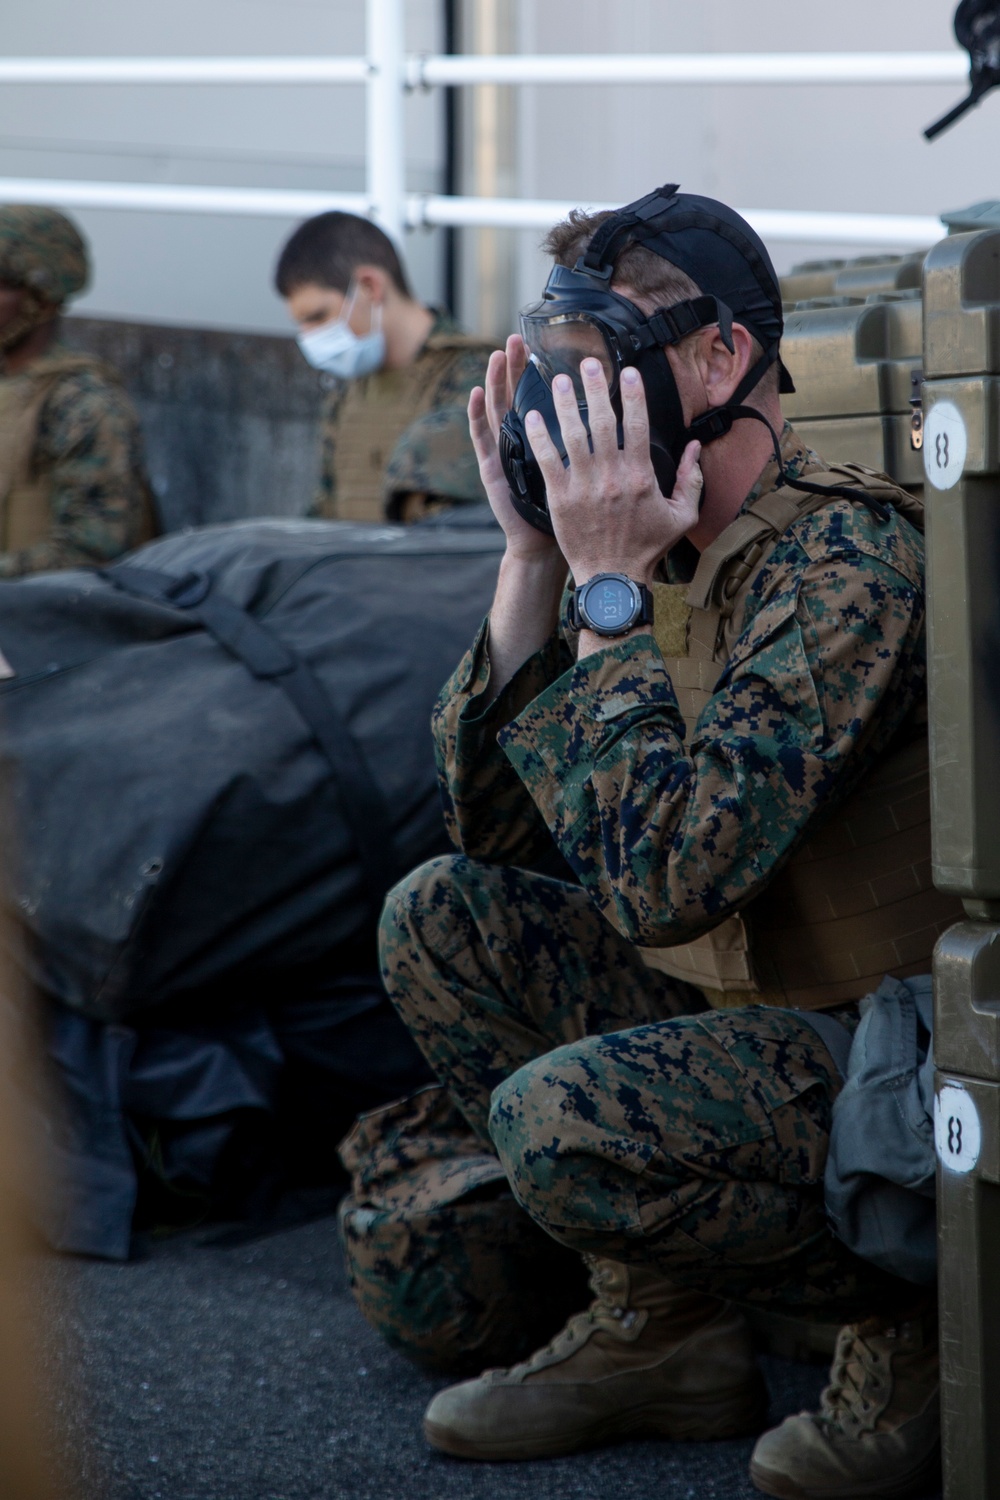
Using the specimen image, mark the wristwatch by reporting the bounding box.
[569,573,654,637]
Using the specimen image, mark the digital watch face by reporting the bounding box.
[580,576,638,633]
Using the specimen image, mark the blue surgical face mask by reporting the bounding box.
[297,283,386,379]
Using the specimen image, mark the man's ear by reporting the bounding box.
[353,264,391,305]
[700,321,756,410]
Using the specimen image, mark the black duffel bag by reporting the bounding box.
[0,517,504,1021]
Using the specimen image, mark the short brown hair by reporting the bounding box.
[274,212,412,298]
[543,208,701,313]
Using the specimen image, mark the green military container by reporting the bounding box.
[780,287,924,486]
[779,250,925,306]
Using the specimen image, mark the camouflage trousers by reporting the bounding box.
[339,855,907,1374]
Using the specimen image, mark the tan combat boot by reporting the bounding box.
[422,1255,767,1460]
[749,1311,939,1499]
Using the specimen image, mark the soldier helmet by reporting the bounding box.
[0,205,90,304]
[382,405,488,519]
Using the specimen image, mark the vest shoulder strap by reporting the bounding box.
[819,461,925,535]
[687,463,920,646]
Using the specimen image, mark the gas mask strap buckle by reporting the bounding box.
[643,296,735,353]
[578,183,681,277]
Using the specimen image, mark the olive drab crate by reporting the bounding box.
[921,226,1000,1500]
[779,251,928,487]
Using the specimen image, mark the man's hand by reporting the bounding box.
[467,334,567,701]
[524,358,703,588]
[468,335,563,563]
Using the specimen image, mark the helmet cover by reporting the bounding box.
[0,205,90,304]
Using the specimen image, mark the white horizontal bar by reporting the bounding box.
[413,194,608,228]
[0,56,368,84]
[415,195,944,246]
[0,177,371,218]
[0,178,946,247]
[413,51,967,87]
[0,51,967,87]
[744,208,944,246]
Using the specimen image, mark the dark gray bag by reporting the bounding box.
[0,518,504,1020]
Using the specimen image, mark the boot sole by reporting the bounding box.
[425,1375,768,1461]
[749,1444,941,1500]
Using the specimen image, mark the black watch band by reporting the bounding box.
[569,573,655,637]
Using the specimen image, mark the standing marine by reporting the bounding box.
[0,205,157,576]
[344,186,958,1500]
[275,211,491,524]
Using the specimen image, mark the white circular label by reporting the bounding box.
[934,1084,982,1173]
[923,400,968,490]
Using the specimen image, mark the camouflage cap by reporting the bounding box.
[0,206,90,304]
[382,404,488,518]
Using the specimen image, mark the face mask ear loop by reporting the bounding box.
[339,279,359,330]
[370,296,383,339]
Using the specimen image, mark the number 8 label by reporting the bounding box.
[923,400,968,491]
[934,1084,982,1174]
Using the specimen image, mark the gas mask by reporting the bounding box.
[498,184,796,535]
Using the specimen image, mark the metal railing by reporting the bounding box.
[0,0,967,247]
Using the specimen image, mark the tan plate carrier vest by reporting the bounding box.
[641,463,962,1012]
[0,353,157,554]
[330,333,493,523]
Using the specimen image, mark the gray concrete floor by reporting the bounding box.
[47,1217,942,1500]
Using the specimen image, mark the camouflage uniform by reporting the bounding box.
[342,425,927,1370]
[381,404,488,523]
[0,206,155,575]
[0,349,154,576]
[311,309,490,522]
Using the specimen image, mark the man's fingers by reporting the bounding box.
[620,366,652,463]
[670,440,704,521]
[523,408,565,490]
[579,358,618,462]
[484,348,510,441]
[468,386,497,464]
[550,372,591,466]
[505,334,528,409]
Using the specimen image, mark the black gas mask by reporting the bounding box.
[498,184,798,536]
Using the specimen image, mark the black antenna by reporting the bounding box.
[925,1,1000,140]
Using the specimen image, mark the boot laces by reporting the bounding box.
[817,1322,891,1434]
[487,1260,634,1381]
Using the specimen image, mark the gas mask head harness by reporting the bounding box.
[499,184,890,534]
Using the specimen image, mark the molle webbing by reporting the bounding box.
[643,465,962,1011]
[328,334,491,524]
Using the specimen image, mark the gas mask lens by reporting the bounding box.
[519,311,619,401]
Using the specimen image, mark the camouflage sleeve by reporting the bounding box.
[497,542,925,948]
[432,345,492,410]
[431,619,575,863]
[0,372,151,578]
[309,382,347,519]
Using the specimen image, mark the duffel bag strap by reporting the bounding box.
[101,562,399,912]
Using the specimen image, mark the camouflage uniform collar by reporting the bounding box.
[2,343,114,385]
[427,307,462,338]
[664,422,820,585]
[740,420,822,516]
